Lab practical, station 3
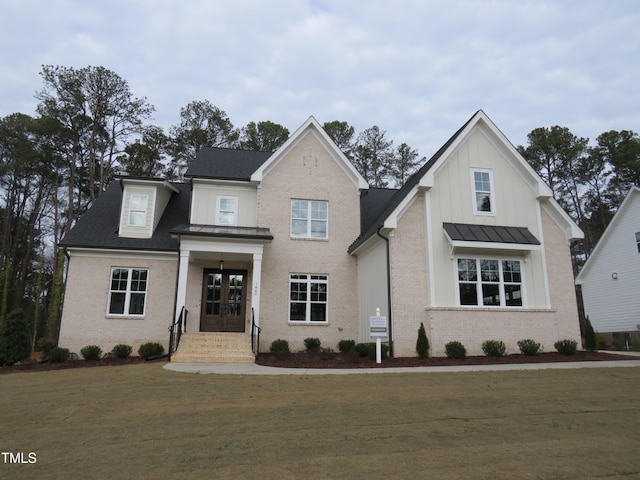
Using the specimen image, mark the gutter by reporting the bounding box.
[376,226,394,358]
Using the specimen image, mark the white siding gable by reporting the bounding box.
[577,187,640,333]
[118,179,178,239]
[190,181,258,227]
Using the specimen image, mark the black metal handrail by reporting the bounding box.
[251,308,261,359]
[168,306,187,361]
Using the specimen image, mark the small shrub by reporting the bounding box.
[80,345,102,361]
[137,342,165,359]
[517,339,542,356]
[445,341,467,359]
[111,344,132,359]
[596,334,607,350]
[36,338,57,359]
[338,339,356,353]
[583,316,597,351]
[269,339,290,354]
[481,340,506,357]
[304,337,321,352]
[416,322,430,359]
[554,339,578,355]
[0,309,31,366]
[354,342,389,360]
[48,347,70,363]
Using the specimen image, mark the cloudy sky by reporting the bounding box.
[1,0,638,158]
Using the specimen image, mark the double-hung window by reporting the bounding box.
[128,194,148,226]
[472,169,494,214]
[216,196,238,226]
[108,268,148,316]
[289,274,328,322]
[291,200,328,239]
[457,258,523,307]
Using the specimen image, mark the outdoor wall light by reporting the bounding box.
[611,272,618,280]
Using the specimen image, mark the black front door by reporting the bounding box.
[200,269,247,332]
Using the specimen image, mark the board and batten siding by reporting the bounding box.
[356,237,389,343]
[579,190,640,333]
[118,186,156,238]
[190,183,258,226]
[427,124,549,309]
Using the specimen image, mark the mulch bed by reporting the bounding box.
[256,350,640,369]
[0,355,153,375]
[1,350,637,375]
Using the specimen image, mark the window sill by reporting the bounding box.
[289,236,329,242]
[288,321,330,326]
[106,315,146,320]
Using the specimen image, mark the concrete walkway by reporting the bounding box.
[163,350,640,375]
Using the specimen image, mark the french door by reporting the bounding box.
[200,269,247,332]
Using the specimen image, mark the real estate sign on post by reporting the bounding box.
[369,314,388,340]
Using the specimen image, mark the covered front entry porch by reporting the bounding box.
[170,226,272,362]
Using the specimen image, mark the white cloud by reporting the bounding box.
[0,0,638,157]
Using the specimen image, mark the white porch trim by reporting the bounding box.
[174,237,266,333]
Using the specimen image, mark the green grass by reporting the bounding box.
[1,364,640,479]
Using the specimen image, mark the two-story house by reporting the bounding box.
[58,111,583,360]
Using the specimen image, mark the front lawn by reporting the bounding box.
[1,363,639,479]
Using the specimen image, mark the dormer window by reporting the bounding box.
[128,194,149,226]
[216,196,238,226]
[472,169,494,214]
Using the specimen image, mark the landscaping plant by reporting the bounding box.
[269,339,290,354]
[416,322,429,359]
[583,316,597,351]
[137,342,164,359]
[554,339,578,355]
[0,309,31,366]
[445,340,467,359]
[517,339,542,356]
[481,340,506,357]
[80,345,103,361]
[111,344,133,358]
[337,339,356,353]
[304,337,321,352]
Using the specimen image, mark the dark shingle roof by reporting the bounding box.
[60,181,190,251]
[349,112,476,253]
[443,222,540,245]
[185,147,273,180]
[359,187,399,233]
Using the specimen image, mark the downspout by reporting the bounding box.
[376,226,394,358]
[171,235,182,326]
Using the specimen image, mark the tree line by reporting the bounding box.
[0,64,638,353]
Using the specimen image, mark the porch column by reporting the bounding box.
[175,249,190,331]
[251,253,263,327]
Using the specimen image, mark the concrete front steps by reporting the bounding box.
[171,333,255,363]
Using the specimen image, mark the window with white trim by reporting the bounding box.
[216,196,238,226]
[289,274,328,322]
[128,194,149,226]
[291,200,328,239]
[108,268,148,316]
[457,258,523,307]
[636,232,640,253]
[472,169,494,214]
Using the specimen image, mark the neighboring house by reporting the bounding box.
[576,187,640,345]
[58,111,583,359]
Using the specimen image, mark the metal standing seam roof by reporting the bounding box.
[443,222,541,245]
